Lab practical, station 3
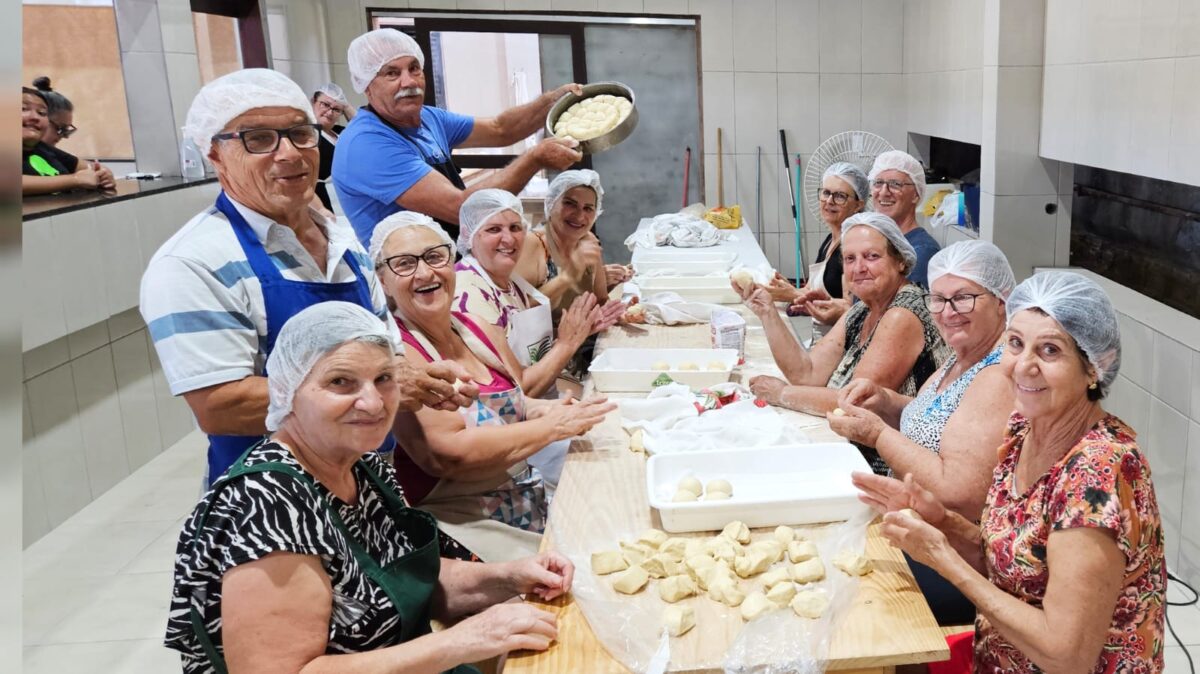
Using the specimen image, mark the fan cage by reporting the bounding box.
[802,131,895,219]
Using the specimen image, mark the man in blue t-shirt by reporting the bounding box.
[334,29,584,247]
[868,150,941,289]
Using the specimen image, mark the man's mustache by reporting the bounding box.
[394,87,424,100]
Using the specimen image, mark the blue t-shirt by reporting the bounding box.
[332,106,475,247]
[905,226,941,289]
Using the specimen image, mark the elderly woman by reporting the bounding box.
[741,212,947,473]
[868,150,940,288]
[828,240,1016,624]
[454,188,621,400]
[373,212,615,561]
[311,82,355,212]
[767,162,869,338]
[858,271,1164,672]
[166,302,573,674]
[21,86,114,195]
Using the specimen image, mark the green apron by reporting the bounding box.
[187,446,480,674]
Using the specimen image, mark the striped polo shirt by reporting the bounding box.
[139,196,399,396]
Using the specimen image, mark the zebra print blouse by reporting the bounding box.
[165,443,419,672]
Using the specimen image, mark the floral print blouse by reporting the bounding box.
[975,413,1165,673]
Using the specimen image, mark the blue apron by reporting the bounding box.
[204,191,388,485]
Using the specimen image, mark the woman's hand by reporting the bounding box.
[806,298,849,324]
[557,293,601,349]
[604,263,632,286]
[749,375,787,405]
[397,359,480,412]
[851,471,947,527]
[880,509,957,574]
[569,235,604,276]
[838,378,886,412]
[736,281,775,320]
[590,299,625,335]
[766,272,799,303]
[539,396,616,440]
[446,603,559,661]
[502,551,575,601]
[826,400,886,446]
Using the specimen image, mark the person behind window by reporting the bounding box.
[22,86,115,196]
[32,76,81,173]
[311,82,355,212]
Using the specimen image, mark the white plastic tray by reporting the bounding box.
[632,250,738,276]
[646,444,872,533]
[588,347,738,392]
[635,275,741,304]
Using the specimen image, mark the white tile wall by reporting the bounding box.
[1148,398,1188,569]
[71,347,131,498]
[775,0,819,73]
[22,220,69,351]
[733,72,779,153]
[818,0,862,73]
[644,0,688,13]
[817,74,861,141]
[52,209,110,335]
[26,365,92,530]
[861,0,902,74]
[732,0,776,73]
[692,0,734,71]
[777,74,820,155]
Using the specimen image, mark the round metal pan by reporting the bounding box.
[544,81,638,155]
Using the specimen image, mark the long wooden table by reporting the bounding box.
[505,308,949,673]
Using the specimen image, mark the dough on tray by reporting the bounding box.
[677,476,703,497]
[765,580,796,606]
[720,521,751,544]
[659,537,689,556]
[734,548,775,578]
[672,488,698,502]
[832,549,873,577]
[611,566,650,594]
[760,567,791,589]
[707,360,727,371]
[651,361,671,371]
[773,525,796,545]
[790,557,826,584]
[791,589,829,619]
[658,574,699,603]
[591,550,628,575]
[702,491,732,501]
[638,529,669,548]
[706,479,733,496]
[677,361,699,371]
[663,604,696,637]
[787,540,819,563]
[707,577,746,607]
[740,590,775,621]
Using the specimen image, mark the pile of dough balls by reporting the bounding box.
[553,94,634,141]
[671,477,733,502]
[589,520,874,637]
[647,360,728,372]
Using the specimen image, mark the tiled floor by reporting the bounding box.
[21,430,1200,671]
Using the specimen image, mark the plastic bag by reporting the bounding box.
[930,191,965,229]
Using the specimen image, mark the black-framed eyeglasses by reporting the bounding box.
[818,188,853,205]
[56,124,78,138]
[924,292,986,314]
[871,179,915,192]
[211,123,321,154]
[380,243,453,277]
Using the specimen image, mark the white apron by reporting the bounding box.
[460,256,571,490]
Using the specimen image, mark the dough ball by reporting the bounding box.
[706,577,746,607]
[702,490,732,501]
[625,303,645,317]
[740,590,775,621]
[677,477,703,497]
[658,574,699,603]
[787,540,819,563]
[898,508,924,522]
[591,550,628,575]
[672,488,697,502]
[747,540,785,564]
[760,567,791,589]
[619,541,655,566]
[706,479,733,496]
[730,269,755,290]
[697,560,735,591]
[629,428,645,453]
[611,566,650,594]
[704,537,739,563]
[720,521,751,544]
[640,555,670,579]
[659,537,689,556]
[773,525,796,545]
[790,589,829,619]
[651,361,671,371]
[662,557,688,576]
[677,361,699,371]
[832,549,873,577]
[663,604,695,637]
[638,529,670,548]
[789,557,826,584]
[684,538,707,559]
[832,407,846,416]
[706,360,727,371]
[734,549,774,578]
[684,554,717,582]
[765,580,796,607]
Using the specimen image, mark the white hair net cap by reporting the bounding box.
[347,29,425,94]
[458,189,526,255]
[265,301,398,431]
[184,68,315,157]
[840,212,918,273]
[869,150,927,201]
[822,161,870,201]
[368,210,456,266]
[1005,271,1121,394]
[927,240,1016,300]
[545,169,604,218]
[314,82,348,106]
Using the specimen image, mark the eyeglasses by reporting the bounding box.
[211,123,321,154]
[871,179,915,192]
[315,99,341,113]
[818,189,853,205]
[380,243,453,277]
[56,124,78,138]
[924,292,986,314]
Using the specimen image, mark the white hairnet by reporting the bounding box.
[184,68,315,157]
[927,240,1016,300]
[840,212,918,273]
[265,301,398,431]
[313,82,348,106]
[347,29,425,94]
[869,150,927,201]
[1005,272,1121,394]
[545,169,604,218]
[823,162,870,201]
[368,210,456,266]
[458,189,526,255]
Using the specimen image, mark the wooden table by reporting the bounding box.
[505,310,949,673]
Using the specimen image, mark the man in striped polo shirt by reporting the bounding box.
[140,69,474,486]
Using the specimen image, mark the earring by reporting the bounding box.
[1088,381,1098,390]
